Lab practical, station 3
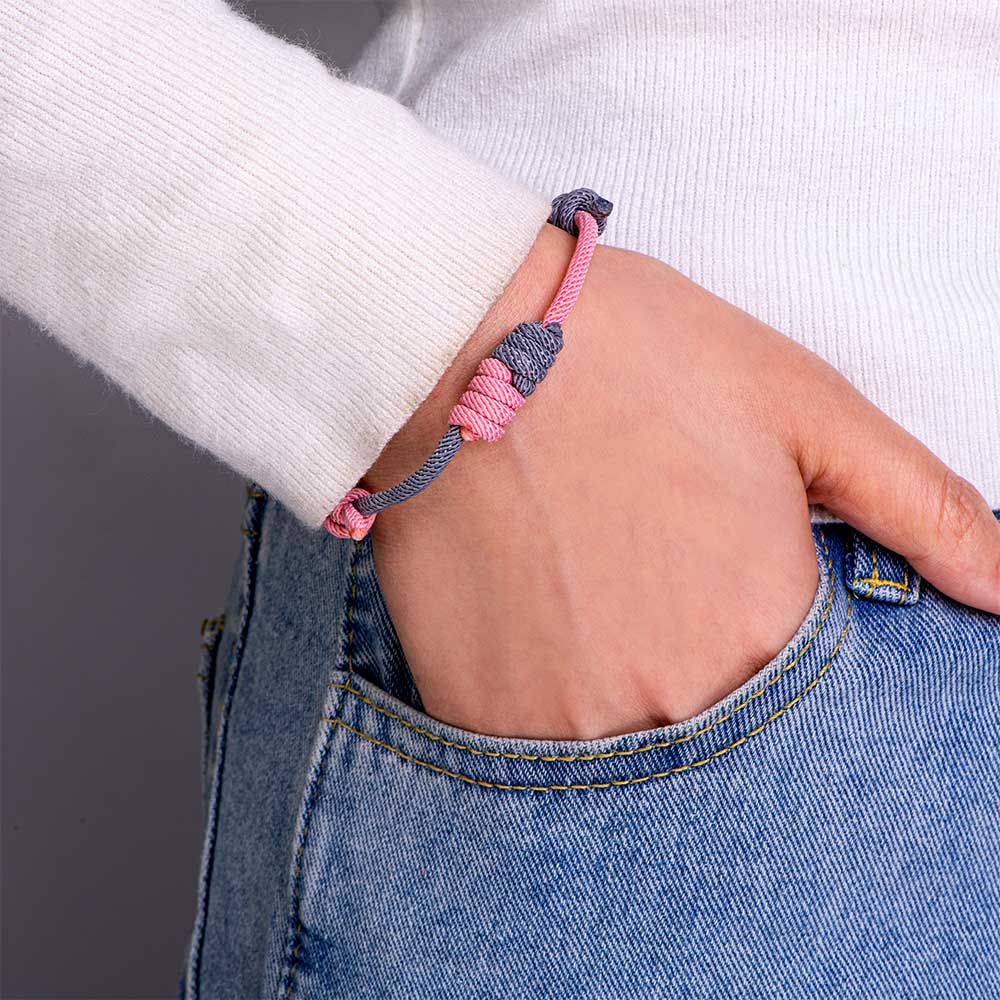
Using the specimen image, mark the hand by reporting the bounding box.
[365,224,1000,739]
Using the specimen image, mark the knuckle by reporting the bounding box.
[933,469,985,553]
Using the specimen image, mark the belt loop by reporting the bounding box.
[845,529,921,605]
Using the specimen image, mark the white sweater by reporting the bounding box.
[3,0,998,525]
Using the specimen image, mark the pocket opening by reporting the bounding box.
[325,529,855,793]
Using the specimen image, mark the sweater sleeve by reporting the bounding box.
[0,0,551,526]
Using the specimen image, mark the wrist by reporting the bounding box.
[363,221,577,496]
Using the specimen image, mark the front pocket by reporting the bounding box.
[325,528,854,793]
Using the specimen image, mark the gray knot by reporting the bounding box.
[548,188,614,236]
[492,321,564,396]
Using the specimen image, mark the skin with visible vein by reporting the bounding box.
[364,224,1000,741]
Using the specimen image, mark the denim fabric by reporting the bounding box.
[185,492,1000,999]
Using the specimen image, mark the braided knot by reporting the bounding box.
[324,487,376,540]
[447,322,563,441]
[323,188,609,538]
[491,321,563,396]
[448,357,524,442]
[548,188,614,236]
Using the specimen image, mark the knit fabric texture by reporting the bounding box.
[352,0,1000,513]
[3,1,999,518]
[0,0,551,526]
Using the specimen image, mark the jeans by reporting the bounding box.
[185,487,1000,999]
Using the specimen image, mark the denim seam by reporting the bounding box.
[851,545,912,602]
[326,593,851,793]
[324,531,837,764]
[186,484,266,998]
[196,614,226,792]
[280,541,361,999]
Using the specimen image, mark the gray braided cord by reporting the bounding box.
[354,320,564,515]
[547,188,614,236]
[351,188,610,520]
[493,321,563,396]
[354,426,462,516]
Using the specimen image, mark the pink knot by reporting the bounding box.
[448,357,526,442]
[324,487,377,540]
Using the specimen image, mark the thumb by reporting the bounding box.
[790,363,1000,615]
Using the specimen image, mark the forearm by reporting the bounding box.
[0,0,550,524]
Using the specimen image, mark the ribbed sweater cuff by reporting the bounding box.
[0,0,553,525]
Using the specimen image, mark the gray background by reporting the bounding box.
[1,4,380,997]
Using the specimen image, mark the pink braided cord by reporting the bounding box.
[325,205,602,540]
[447,357,525,442]
[448,209,598,442]
[325,487,376,540]
[543,210,598,325]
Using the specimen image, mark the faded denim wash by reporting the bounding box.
[185,487,1000,999]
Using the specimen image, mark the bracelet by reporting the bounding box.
[325,188,613,540]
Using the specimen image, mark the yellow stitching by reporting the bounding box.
[199,614,225,637]
[329,532,835,761]
[246,487,266,498]
[325,532,841,766]
[240,528,259,537]
[866,548,878,597]
[327,596,852,793]
[851,545,911,594]
[851,575,910,593]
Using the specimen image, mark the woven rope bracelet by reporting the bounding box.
[325,188,613,541]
